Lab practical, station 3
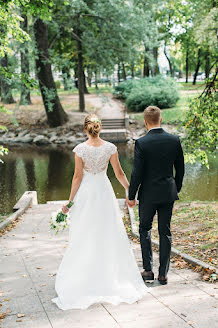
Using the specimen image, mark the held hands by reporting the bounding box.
[126,198,137,208]
[125,189,137,208]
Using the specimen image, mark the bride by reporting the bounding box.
[52,114,147,310]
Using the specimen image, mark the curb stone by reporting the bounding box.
[0,191,38,231]
[127,202,218,274]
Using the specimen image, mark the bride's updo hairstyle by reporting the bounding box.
[84,114,101,138]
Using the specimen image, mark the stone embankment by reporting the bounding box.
[0,126,86,147]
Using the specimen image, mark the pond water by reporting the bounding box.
[0,144,217,215]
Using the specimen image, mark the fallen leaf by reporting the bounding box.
[16,319,23,322]
[36,267,42,270]
[202,274,210,281]
[40,284,46,287]
[187,322,195,325]
[3,298,10,302]
[17,313,25,318]
[0,313,6,319]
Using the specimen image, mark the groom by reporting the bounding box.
[127,106,184,285]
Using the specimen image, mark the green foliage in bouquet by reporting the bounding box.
[50,201,74,234]
[183,71,217,168]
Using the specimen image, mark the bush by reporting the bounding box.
[55,80,61,89]
[114,76,179,111]
[113,80,136,99]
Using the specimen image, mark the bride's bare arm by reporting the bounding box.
[110,152,129,192]
[62,154,83,213]
[69,154,83,201]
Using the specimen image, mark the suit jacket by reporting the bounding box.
[129,128,185,204]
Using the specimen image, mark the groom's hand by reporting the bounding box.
[126,197,136,208]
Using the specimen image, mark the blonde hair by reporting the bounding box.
[84,114,101,138]
[144,106,161,124]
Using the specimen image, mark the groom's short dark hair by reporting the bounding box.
[144,106,161,124]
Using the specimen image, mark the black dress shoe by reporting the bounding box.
[141,270,154,281]
[158,275,168,285]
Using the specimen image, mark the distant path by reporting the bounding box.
[0,201,217,327]
[87,95,125,119]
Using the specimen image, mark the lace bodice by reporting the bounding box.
[73,141,117,174]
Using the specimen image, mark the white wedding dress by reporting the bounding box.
[52,141,147,310]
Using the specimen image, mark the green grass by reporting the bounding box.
[13,85,113,97]
[0,215,8,223]
[129,91,200,124]
[178,81,205,91]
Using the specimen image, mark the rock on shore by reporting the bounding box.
[0,126,86,147]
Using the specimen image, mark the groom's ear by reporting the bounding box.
[160,117,163,124]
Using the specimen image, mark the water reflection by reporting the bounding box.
[0,144,217,215]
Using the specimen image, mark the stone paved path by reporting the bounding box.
[0,202,217,328]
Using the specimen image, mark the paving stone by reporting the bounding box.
[0,202,217,328]
[1,312,52,328]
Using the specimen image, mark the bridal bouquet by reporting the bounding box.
[50,201,74,234]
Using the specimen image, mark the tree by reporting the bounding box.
[193,2,217,78]
[193,48,202,85]
[34,18,68,127]
[20,13,31,105]
[184,70,217,167]
[0,55,15,104]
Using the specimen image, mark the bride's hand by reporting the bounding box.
[62,204,69,214]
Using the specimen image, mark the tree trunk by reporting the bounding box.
[117,63,121,82]
[62,66,71,91]
[74,65,78,89]
[131,63,135,78]
[34,18,68,127]
[75,26,85,112]
[205,49,210,78]
[94,70,98,89]
[152,47,159,76]
[83,70,89,94]
[164,45,174,77]
[193,48,201,85]
[0,55,15,104]
[143,54,149,77]
[185,41,189,83]
[122,62,126,80]
[20,14,31,105]
[87,70,92,87]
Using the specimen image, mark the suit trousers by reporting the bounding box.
[139,201,174,277]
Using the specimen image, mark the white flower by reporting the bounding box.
[66,219,70,225]
[90,117,101,123]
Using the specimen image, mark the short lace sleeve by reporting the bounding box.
[109,143,117,156]
[73,144,83,158]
